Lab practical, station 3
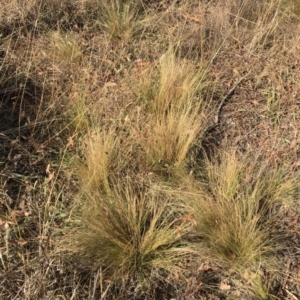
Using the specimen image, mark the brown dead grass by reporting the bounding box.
[1,0,300,299]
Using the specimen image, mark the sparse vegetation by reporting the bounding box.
[1,0,300,299]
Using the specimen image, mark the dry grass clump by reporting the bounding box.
[76,128,136,195]
[46,31,83,64]
[85,0,147,42]
[190,149,299,268]
[70,180,193,297]
[135,51,208,176]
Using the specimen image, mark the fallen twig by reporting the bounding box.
[0,120,59,135]
[203,72,251,136]
[281,258,291,290]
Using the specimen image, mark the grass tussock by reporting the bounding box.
[47,31,83,64]
[136,51,208,176]
[76,127,136,195]
[191,149,299,267]
[70,180,193,295]
[91,0,146,42]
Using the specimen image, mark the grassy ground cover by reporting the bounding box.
[1,0,300,299]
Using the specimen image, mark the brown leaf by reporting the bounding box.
[290,215,299,226]
[69,92,78,99]
[9,239,27,247]
[174,271,179,283]
[17,239,27,246]
[243,270,250,281]
[105,81,117,87]
[67,136,74,148]
[198,264,219,272]
[194,282,203,293]
[44,164,55,184]
[19,199,25,211]
[200,264,211,271]
[220,281,231,291]
[13,154,22,161]
[290,139,297,150]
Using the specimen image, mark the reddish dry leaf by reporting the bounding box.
[290,214,299,226]
[0,219,5,226]
[175,228,182,236]
[194,282,203,293]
